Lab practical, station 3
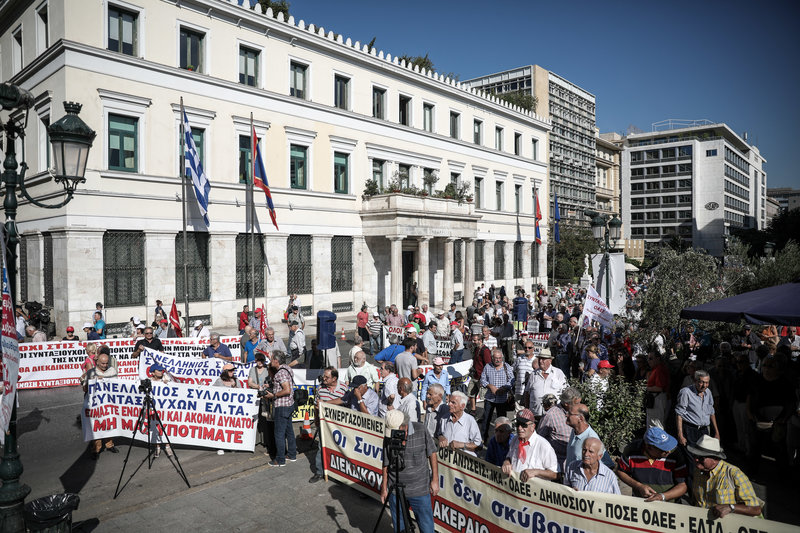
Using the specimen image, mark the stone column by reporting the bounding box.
[505,241,515,286]
[463,238,475,307]
[145,231,178,315]
[51,229,105,331]
[265,233,289,321]
[484,240,495,283]
[352,235,367,309]
[209,232,238,328]
[313,235,334,314]
[443,238,455,308]
[416,237,431,306]
[388,235,405,307]
[24,233,43,303]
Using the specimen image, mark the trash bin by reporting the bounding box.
[23,493,80,533]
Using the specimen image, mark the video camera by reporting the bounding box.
[139,378,152,394]
[386,429,406,468]
[24,301,50,328]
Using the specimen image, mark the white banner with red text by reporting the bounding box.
[0,237,20,444]
[318,403,793,532]
[81,378,258,451]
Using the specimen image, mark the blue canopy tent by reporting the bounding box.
[680,282,800,326]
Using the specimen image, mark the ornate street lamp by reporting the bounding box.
[0,84,95,531]
[584,209,622,306]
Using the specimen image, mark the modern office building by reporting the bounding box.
[464,65,597,225]
[767,187,800,213]
[0,0,551,332]
[619,120,767,257]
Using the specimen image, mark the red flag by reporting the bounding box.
[169,298,183,337]
[259,304,268,339]
[534,192,542,245]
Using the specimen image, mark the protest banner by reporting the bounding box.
[81,378,259,451]
[17,335,241,390]
[317,405,794,532]
[0,242,19,443]
[583,286,614,329]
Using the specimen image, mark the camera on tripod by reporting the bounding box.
[386,429,406,466]
[139,378,152,394]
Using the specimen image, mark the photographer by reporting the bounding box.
[380,410,439,533]
[262,351,297,467]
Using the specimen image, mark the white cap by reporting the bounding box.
[193,320,202,327]
[132,316,140,323]
[83,322,93,329]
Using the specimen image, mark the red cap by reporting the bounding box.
[404,324,416,330]
[598,360,614,369]
[66,326,74,332]
[450,321,459,326]
[160,318,168,323]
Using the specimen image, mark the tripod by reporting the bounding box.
[114,384,190,498]
[372,447,415,533]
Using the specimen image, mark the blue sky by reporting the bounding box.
[259,0,798,188]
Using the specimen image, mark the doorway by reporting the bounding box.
[402,251,415,308]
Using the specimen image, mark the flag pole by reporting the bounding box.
[249,113,256,314]
[180,98,190,332]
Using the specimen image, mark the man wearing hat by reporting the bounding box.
[155,318,174,339]
[523,347,567,417]
[148,363,173,384]
[420,357,451,400]
[589,360,614,409]
[380,410,438,533]
[367,311,383,355]
[617,427,688,502]
[84,322,100,341]
[62,326,79,341]
[341,375,379,416]
[501,408,558,482]
[689,436,763,518]
[189,319,210,338]
[449,320,465,364]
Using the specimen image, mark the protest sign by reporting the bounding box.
[0,245,19,443]
[81,378,259,451]
[583,286,614,329]
[139,348,253,387]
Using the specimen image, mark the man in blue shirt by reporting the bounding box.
[203,333,234,362]
[420,357,451,400]
[374,333,404,363]
[93,311,106,339]
[485,417,512,467]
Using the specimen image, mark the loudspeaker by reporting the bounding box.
[513,297,529,323]
[317,310,337,350]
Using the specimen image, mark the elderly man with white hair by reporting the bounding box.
[563,437,620,494]
[438,391,482,456]
[345,350,380,390]
[423,383,449,440]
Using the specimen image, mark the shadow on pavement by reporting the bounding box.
[17,407,49,437]
[72,517,100,532]
[59,449,97,494]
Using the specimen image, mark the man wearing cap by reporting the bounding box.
[288,320,306,366]
[420,357,451,400]
[675,369,719,448]
[202,333,234,362]
[501,409,558,482]
[190,319,210,338]
[381,410,439,533]
[155,319,176,340]
[564,437,620,494]
[132,326,164,359]
[62,326,79,341]
[524,348,567,417]
[449,320,465,364]
[341,375,380,416]
[286,305,305,329]
[689,436,763,518]
[367,311,383,355]
[423,383,449,440]
[589,360,614,409]
[485,417,513,467]
[617,427,688,503]
[537,387,582,471]
[213,363,240,388]
[84,322,100,341]
[438,391,482,456]
[148,363,173,384]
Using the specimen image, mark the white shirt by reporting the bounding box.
[483,335,498,350]
[397,393,421,423]
[379,373,400,417]
[505,432,558,474]
[423,310,435,324]
[526,365,567,416]
[190,326,210,338]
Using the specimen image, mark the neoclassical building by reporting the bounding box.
[0,0,551,332]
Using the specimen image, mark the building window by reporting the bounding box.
[706,149,717,157]
[514,133,522,156]
[495,181,503,211]
[423,104,434,133]
[449,111,460,139]
[372,159,384,189]
[495,127,503,151]
[372,87,385,119]
[180,128,204,168]
[290,61,308,99]
[678,145,692,158]
[454,239,462,283]
[475,178,483,208]
[290,144,308,189]
[631,227,644,236]
[39,115,50,172]
[513,241,523,278]
[532,138,539,160]
[475,240,485,281]
[103,231,145,307]
[238,135,252,184]
[175,232,210,302]
[331,236,352,292]
[399,95,411,126]
[239,46,259,86]
[108,6,138,55]
[108,114,138,172]
[333,152,348,194]
[473,120,482,144]
[514,184,521,213]
[450,173,460,186]
[334,74,349,110]
[12,26,22,73]
[287,235,312,294]
[494,241,505,279]
[398,164,410,189]
[179,27,204,72]
[36,2,49,53]
[235,233,265,299]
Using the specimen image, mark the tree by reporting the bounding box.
[547,225,597,284]
[493,91,538,113]
[399,53,433,72]
[731,208,800,257]
[254,0,290,17]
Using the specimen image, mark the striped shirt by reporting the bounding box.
[316,382,348,404]
[692,460,762,510]
[564,460,621,494]
[513,354,536,395]
[480,363,514,404]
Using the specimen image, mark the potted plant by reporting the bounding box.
[387,177,402,193]
[422,171,439,196]
[186,64,195,72]
[362,178,380,199]
[456,181,472,205]
[442,182,457,199]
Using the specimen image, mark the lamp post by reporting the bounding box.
[0,83,95,531]
[584,209,622,306]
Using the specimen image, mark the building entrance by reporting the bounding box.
[402,251,415,308]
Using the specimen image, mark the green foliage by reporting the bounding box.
[254,0,290,17]
[569,377,646,455]
[723,236,800,295]
[362,178,380,198]
[547,226,597,284]
[732,208,800,255]
[399,53,434,72]
[493,91,538,113]
[442,182,457,198]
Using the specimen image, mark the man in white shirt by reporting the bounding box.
[438,391,482,456]
[421,304,435,325]
[190,319,210,338]
[378,361,400,417]
[501,408,558,482]
[524,348,567,417]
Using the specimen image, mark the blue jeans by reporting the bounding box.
[449,349,464,364]
[273,404,296,464]
[388,492,434,533]
[370,335,381,355]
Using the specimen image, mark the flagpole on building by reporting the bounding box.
[249,113,256,314]
[180,98,190,331]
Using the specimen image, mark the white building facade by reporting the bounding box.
[0,0,551,332]
[620,121,767,257]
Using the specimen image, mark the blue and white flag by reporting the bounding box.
[553,192,561,244]
[182,109,211,226]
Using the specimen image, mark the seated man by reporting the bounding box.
[501,409,558,482]
[485,417,513,467]
[342,375,380,416]
[689,436,763,518]
[564,437,620,494]
[438,391,482,456]
[616,427,688,502]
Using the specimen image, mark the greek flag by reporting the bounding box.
[183,109,210,226]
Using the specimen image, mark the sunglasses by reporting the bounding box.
[515,421,532,428]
